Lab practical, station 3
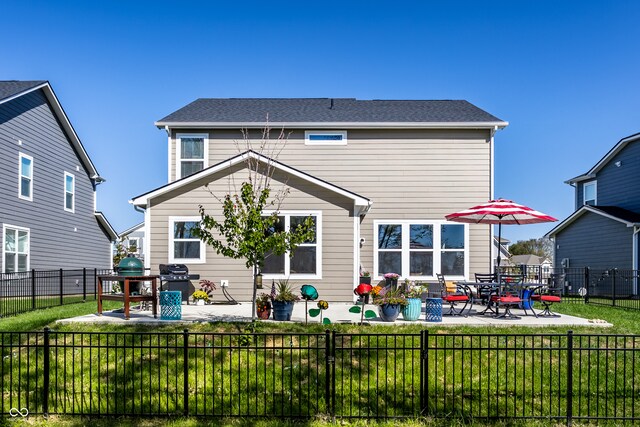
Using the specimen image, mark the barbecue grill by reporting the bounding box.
[159,264,200,303]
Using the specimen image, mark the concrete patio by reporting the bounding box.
[57,301,612,327]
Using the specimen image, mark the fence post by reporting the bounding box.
[612,269,617,306]
[82,268,87,302]
[325,330,335,418]
[183,329,189,416]
[59,269,63,306]
[31,269,36,310]
[584,267,590,303]
[42,327,50,416]
[94,268,98,300]
[420,330,429,415]
[566,330,574,426]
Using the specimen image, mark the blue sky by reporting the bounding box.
[2,0,639,243]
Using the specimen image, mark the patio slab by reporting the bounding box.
[56,302,612,327]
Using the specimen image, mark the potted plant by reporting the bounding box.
[256,293,272,319]
[359,270,371,285]
[191,290,209,306]
[271,279,300,321]
[402,281,426,321]
[373,285,408,322]
[384,272,400,290]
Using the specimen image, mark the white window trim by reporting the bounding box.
[64,171,75,213]
[176,133,209,180]
[583,180,597,205]
[261,210,322,280]
[168,216,206,264]
[18,153,33,201]
[373,220,469,281]
[127,237,140,254]
[2,224,30,273]
[304,130,347,146]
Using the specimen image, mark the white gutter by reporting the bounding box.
[155,121,509,130]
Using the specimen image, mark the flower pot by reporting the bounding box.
[385,278,398,290]
[378,303,401,322]
[359,276,371,285]
[272,301,295,321]
[195,299,205,306]
[402,298,422,321]
[257,306,271,320]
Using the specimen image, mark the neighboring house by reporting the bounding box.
[0,81,117,272]
[546,132,640,271]
[493,235,510,267]
[508,254,551,268]
[131,98,507,300]
[119,222,145,261]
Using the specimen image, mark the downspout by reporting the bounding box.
[634,226,639,295]
[165,125,172,183]
[134,204,151,271]
[489,127,496,274]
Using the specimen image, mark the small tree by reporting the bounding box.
[508,237,553,259]
[194,126,315,320]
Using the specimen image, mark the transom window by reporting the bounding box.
[19,153,33,201]
[64,172,75,212]
[169,217,205,263]
[3,225,29,273]
[177,134,208,179]
[374,221,467,279]
[583,181,597,206]
[304,131,347,145]
[261,212,321,279]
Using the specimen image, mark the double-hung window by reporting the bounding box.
[169,217,205,263]
[19,153,33,201]
[583,181,597,206]
[261,212,321,279]
[375,221,467,279]
[177,134,208,178]
[64,172,75,212]
[3,225,29,273]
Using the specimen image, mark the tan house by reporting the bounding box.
[131,98,507,301]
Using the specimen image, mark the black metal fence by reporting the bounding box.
[2,329,639,423]
[0,268,113,318]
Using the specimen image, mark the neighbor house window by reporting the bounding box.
[305,131,347,145]
[261,212,321,278]
[169,217,205,263]
[127,237,140,254]
[374,221,467,279]
[177,134,208,178]
[583,181,597,206]
[19,153,33,201]
[3,225,29,273]
[64,172,75,212]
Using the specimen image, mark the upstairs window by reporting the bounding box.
[19,153,33,201]
[3,225,29,273]
[64,172,75,212]
[177,134,208,179]
[305,131,347,145]
[583,181,597,206]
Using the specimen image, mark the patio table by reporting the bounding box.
[98,275,159,320]
[456,281,543,318]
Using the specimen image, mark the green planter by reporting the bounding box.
[402,298,422,321]
[272,301,295,321]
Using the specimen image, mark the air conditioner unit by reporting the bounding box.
[561,258,570,268]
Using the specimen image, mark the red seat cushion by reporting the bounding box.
[443,295,468,302]
[531,295,542,301]
[540,296,561,302]
[498,296,521,303]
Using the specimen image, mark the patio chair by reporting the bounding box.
[530,273,565,317]
[437,273,472,316]
[474,273,497,315]
[494,274,524,319]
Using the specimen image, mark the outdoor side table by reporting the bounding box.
[160,291,182,320]
[97,275,159,320]
[425,297,443,322]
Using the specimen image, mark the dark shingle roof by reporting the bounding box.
[157,98,505,124]
[591,206,640,224]
[0,81,47,103]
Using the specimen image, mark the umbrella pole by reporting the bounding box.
[496,222,502,283]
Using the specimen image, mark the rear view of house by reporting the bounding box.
[0,81,116,272]
[132,98,507,301]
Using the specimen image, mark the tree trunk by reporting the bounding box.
[251,264,258,321]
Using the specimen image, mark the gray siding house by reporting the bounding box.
[119,222,145,262]
[131,98,507,301]
[546,132,640,271]
[0,81,117,272]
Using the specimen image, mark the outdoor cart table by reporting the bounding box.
[97,275,159,320]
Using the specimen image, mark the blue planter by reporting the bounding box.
[272,301,295,321]
[402,298,422,321]
[378,303,401,322]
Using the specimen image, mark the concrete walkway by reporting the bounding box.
[57,301,612,327]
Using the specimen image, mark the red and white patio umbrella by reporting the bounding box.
[445,199,557,271]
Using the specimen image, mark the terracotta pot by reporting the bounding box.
[257,307,271,320]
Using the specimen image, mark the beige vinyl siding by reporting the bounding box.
[149,167,356,301]
[166,128,493,282]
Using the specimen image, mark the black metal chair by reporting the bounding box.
[437,273,472,316]
[531,273,565,317]
[474,273,497,315]
[494,274,524,319]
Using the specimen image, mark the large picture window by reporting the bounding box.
[19,153,33,201]
[177,134,208,179]
[3,225,29,273]
[169,217,205,263]
[374,221,467,279]
[261,212,321,279]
